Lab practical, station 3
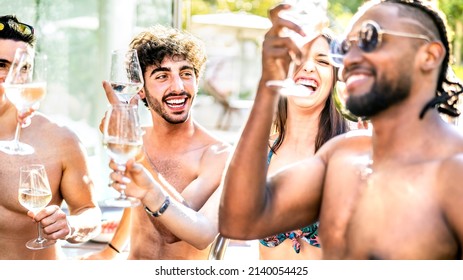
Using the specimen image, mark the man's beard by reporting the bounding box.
[346,74,411,118]
[145,89,192,124]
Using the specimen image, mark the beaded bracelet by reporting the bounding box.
[144,196,170,217]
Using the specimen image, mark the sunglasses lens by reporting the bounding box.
[0,19,34,35]
[18,24,32,35]
[359,22,379,53]
[329,39,346,67]
[14,21,33,35]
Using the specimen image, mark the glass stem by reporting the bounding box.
[286,61,296,80]
[36,222,45,243]
[12,122,21,150]
[117,168,127,199]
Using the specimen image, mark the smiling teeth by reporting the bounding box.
[345,74,369,85]
[296,79,317,88]
[166,98,185,105]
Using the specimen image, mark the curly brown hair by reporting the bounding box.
[129,25,207,108]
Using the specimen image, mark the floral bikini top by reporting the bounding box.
[259,147,320,253]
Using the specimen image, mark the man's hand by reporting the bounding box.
[27,205,72,241]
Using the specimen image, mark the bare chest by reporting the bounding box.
[319,159,456,259]
[143,149,203,192]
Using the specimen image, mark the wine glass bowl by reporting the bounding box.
[266,0,328,97]
[109,49,144,103]
[18,164,56,250]
[103,103,143,208]
[0,48,47,155]
[279,0,328,48]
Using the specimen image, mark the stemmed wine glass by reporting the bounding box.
[109,49,144,103]
[18,164,56,250]
[266,0,328,97]
[103,103,143,208]
[0,48,47,155]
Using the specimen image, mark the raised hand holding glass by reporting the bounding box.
[109,49,144,103]
[103,104,143,207]
[0,48,47,155]
[266,0,328,97]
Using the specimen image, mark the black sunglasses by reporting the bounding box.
[0,18,34,36]
[329,20,430,67]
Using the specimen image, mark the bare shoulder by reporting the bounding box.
[438,125,463,175]
[439,152,463,187]
[194,123,232,157]
[31,113,86,153]
[316,128,372,159]
[32,113,82,141]
[435,124,463,200]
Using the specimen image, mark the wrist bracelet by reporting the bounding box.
[144,196,170,217]
[108,242,120,254]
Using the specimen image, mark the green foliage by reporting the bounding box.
[191,0,280,17]
[439,0,463,28]
[454,65,463,80]
[328,0,363,15]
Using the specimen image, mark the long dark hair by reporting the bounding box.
[270,32,350,154]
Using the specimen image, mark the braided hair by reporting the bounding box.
[365,0,463,119]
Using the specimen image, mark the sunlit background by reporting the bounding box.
[1,0,462,203]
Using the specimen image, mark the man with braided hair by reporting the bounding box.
[219,0,463,259]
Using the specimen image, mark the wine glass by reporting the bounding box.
[109,49,144,103]
[103,103,143,207]
[0,48,47,155]
[18,164,56,250]
[266,0,328,97]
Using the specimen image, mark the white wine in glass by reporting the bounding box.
[18,164,56,250]
[103,103,143,208]
[266,0,328,97]
[0,47,47,155]
[109,49,144,103]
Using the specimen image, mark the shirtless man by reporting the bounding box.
[0,15,101,260]
[219,0,463,259]
[83,25,231,260]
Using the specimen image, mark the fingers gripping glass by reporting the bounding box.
[0,19,34,35]
[265,0,328,97]
[103,104,143,208]
[329,20,431,67]
[18,164,56,250]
